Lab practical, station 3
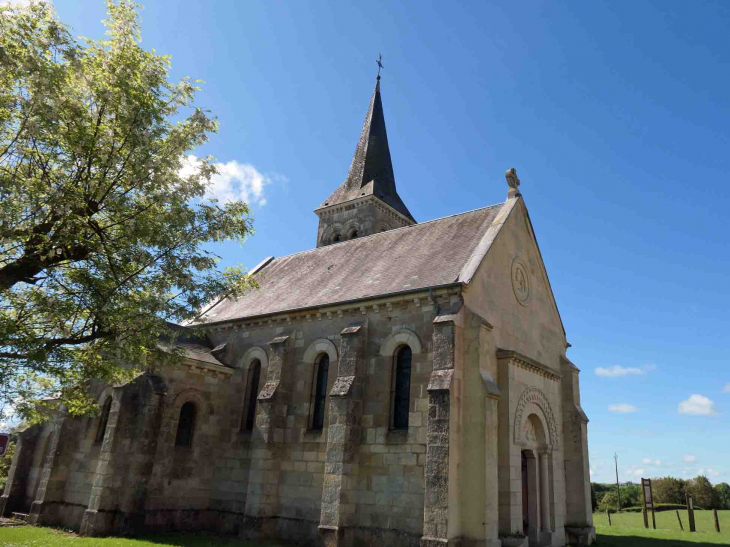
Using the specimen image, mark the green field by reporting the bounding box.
[2,515,730,546]
[594,510,730,545]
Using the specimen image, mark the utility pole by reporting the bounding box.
[614,453,622,511]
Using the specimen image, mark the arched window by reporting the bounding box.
[392,346,412,430]
[331,233,341,244]
[95,396,112,444]
[242,359,261,431]
[175,402,196,447]
[347,228,359,240]
[311,354,330,430]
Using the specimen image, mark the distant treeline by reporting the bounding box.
[591,477,730,512]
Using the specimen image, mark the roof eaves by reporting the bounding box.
[196,281,464,328]
[187,256,275,326]
[458,197,520,284]
[250,256,275,275]
[181,354,233,372]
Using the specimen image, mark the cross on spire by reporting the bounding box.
[376,54,383,79]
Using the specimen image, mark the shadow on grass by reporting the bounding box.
[131,532,302,547]
[596,534,728,547]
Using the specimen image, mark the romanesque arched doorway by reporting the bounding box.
[520,414,552,546]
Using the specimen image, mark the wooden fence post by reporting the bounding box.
[676,510,684,531]
[607,510,611,526]
[649,481,656,530]
[714,508,720,533]
[686,493,696,533]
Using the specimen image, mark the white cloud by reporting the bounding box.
[678,394,716,416]
[723,383,730,394]
[595,365,656,377]
[684,454,697,463]
[705,468,722,477]
[180,155,284,207]
[625,466,644,477]
[642,458,661,466]
[608,403,638,414]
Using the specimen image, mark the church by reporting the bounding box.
[1,73,594,547]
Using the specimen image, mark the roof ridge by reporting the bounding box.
[256,202,506,269]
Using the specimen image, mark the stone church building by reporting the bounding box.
[1,74,594,547]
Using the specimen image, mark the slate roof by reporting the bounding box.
[200,203,505,324]
[158,322,227,366]
[157,341,226,367]
[318,77,416,223]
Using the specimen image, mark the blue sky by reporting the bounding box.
[25,0,730,484]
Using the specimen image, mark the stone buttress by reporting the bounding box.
[0,425,42,517]
[318,321,367,547]
[421,305,463,547]
[80,374,168,536]
[242,335,291,537]
[27,410,84,526]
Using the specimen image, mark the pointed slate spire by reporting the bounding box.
[319,76,415,223]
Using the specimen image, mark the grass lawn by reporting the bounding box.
[594,510,730,545]
[4,514,730,546]
[0,526,288,547]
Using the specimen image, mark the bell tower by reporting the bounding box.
[314,73,416,248]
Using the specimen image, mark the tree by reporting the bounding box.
[652,477,687,505]
[620,483,641,507]
[0,1,255,421]
[0,437,15,490]
[598,491,619,512]
[714,483,730,510]
[687,476,718,509]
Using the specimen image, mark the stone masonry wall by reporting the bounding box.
[10,287,458,544]
[205,291,455,544]
[316,197,413,248]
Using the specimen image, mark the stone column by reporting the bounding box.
[421,307,462,547]
[243,335,290,538]
[496,353,520,535]
[0,425,41,516]
[478,322,502,547]
[540,452,550,531]
[319,322,366,547]
[525,451,540,546]
[484,392,501,547]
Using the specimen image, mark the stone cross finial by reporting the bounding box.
[506,168,521,198]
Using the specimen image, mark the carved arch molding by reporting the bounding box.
[514,386,559,450]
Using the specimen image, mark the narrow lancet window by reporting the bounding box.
[393,346,412,429]
[175,402,196,447]
[95,396,112,444]
[312,354,330,430]
[243,359,261,431]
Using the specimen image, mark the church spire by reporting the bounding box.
[317,72,415,224]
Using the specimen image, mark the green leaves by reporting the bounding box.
[0,1,256,423]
